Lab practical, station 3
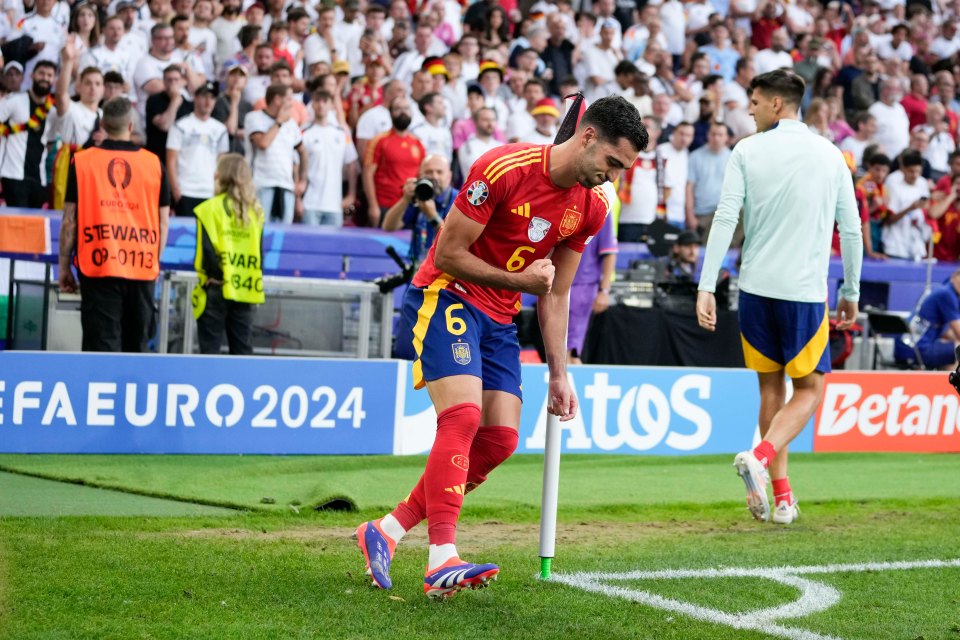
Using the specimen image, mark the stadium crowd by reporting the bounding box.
[2,0,960,263]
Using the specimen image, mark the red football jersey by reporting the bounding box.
[413,143,610,324]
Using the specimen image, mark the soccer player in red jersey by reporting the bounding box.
[355,96,647,598]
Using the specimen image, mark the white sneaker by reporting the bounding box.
[733,451,770,522]
[772,501,800,525]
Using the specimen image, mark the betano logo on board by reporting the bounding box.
[814,372,960,453]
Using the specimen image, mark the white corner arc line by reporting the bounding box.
[550,559,960,640]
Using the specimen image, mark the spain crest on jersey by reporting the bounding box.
[528,216,551,242]
[559,208,582,237]
[452,342,472,365]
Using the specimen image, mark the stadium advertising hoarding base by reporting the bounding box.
[815,371,960,453]
[1,353,956,454]
[0,352,401,454]
[397,364,816,456]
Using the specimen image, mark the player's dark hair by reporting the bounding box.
[578,95,648,153]
[867,153,891,166]
[899,149,923,168]
[750,69,805,108]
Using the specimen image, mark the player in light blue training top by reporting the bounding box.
[697,69,863,525]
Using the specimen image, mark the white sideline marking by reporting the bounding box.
[551,559,960,640]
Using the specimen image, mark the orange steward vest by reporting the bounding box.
[75,146,162,280]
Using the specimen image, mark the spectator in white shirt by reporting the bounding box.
[930,17,960,61]
[243,43,274,104]
[920,102,955,181]
[657,121,694,227]
[134,23,203,118]
[505,77,545,142]
[188,0,219,79]
[244,83,307,223]
[839,112,877,171]
[877,23,912,62]
[883,151,932,260]
[210,0,244,65]
[56,35,104,150]
[580,18,621,103]
[301,89,359,226]
[521,97,558,145]
[167,81,229,217]
[392,22,434,84]
[410,91,453,164]
[457,106,500,180]
[80,15,134,80]
[754,29,794,74]
[19,0,68,89]
[356,79,407,160]
[0,61,57,207]
[869,77,910,160]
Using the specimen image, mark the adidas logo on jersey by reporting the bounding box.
[444,484,467,495]
[511,202,531,218]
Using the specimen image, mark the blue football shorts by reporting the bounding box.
[738,290,831,378]
[395,281,522,400]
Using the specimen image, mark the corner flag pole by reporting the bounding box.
[538,92,585,582]
[539,413,561,580]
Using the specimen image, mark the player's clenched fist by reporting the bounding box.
[523,258,555,295]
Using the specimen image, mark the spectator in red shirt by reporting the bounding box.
[901,73,930,131]
[268,21,295,71]
[929,173,960,262]
[362,95,425,227]
[750,0,783,51]
[934,150,960,194]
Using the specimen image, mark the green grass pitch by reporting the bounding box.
[0,452,958,640]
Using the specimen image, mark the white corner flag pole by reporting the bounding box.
[539,412,561,580]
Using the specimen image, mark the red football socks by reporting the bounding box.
[772,477,793,506]
[753,440,777,468]
[391,476,426,532]
[465,426,519,493]
[390,425,518,531]
[424,402,481,546]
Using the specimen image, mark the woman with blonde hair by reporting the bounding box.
[804,98,834,141]
[192,153,266,355]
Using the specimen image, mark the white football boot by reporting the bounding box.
[733,451,770,522]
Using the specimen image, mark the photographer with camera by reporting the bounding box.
[382,154,458,265]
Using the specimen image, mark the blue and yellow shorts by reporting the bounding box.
[395,281,522,399]
[738,290,831,378]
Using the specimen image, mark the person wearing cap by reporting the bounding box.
[476,59,509,130]
[581,17,622,102]
[166,80,229,218]
[420,56,455,126]
[522,96,558,144]
[145,63,193,166]
[666,230,701,281]
[212,63,253,155]
[2,61,23,94]
[0,60,57,208]
[116,1,149,58]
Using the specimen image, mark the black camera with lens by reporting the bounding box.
[414,178,435,202]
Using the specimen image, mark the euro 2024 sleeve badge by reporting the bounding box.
[466,180,489,206]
